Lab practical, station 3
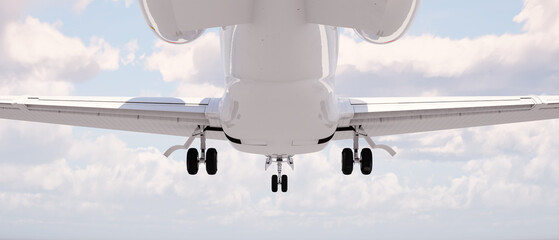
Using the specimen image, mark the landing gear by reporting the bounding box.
[360,148,373,175]
[340,126,384,176]
[206,148,218,175]
[184,127,218,175]
[271,174,288,193]
[281,175,288,192]
[267,156,293,192]
[271,175,278,192]
[341,147,372,175]
[341,148,354,175]
[186,148,199,175]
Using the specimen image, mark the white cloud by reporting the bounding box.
[72,0,94,13]
[73,0,135,13]
[1,134,177,196]
[514,0,559,34]
[120,39,139,66]
[2,127,557,221]
[174,82,224,98]
[0,2,26,23]
[339,33,554,79]
[144,32,225,97]
[2,122,558,238]
[0,17,121,95]
[339,0,559,79]
[144,32,223,84]
[89,37,120,71]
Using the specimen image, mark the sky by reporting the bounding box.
[1,0,559,239]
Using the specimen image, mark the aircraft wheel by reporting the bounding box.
[271,175,278,192]
[341,148,354,175]
[186,148,199,175]
[206,148,218,175]
[360,148,373,175]
[281,175,288,192]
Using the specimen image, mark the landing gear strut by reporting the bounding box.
[179,126,218,175]
[266,156,293,192]
[341,126,396,176]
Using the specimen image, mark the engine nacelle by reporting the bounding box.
[138,0,205,44]
[354,0,421,44]
[138,0,253,44]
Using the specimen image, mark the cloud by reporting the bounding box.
[73,0,135,13]
[514,0,559,34]
[336,0,559,98]
[72,0,94,13]
[339,0,559,78]
[0,17,121,95]
[144,32,222,83]
[144,32,225,97]
[0,2,26,24]
[0,13,127,191]
[2,123,557,238]
[2,17,119,72]
[174,82,224,98]
[0,13,117,166]
[120,39,139,66]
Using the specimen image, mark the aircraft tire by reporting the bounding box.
[360,148,373,175]
[271,175,278,192]
[342,148,354,175]
[281,175,288,192]
[206,148,218,175]
[186,148,199,175]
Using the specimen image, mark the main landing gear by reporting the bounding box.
[341,126,397,175]
[266,156,293,192]
[163,126,219,175]
[186,128,218,175]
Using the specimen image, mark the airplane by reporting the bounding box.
[1,0,559,193]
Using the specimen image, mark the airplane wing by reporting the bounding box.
[335,96,559,140]
[0,96,225,140]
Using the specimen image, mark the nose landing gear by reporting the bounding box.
[266,155,293,192]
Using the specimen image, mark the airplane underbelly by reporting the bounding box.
[217,0,340,155]
[220,79,339,155]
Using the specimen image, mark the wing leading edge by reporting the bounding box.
[335,96,559,139]
[0,96,224,140]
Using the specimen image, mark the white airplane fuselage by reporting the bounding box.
[138,0,420,157]
[219,0,340,156]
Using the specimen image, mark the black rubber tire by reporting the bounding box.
[205,148,218,175]
[360,148,373,175]
[281,175,288,192]
[341,148,354,175]
[271,175,278,192]
[186,148,199,175]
